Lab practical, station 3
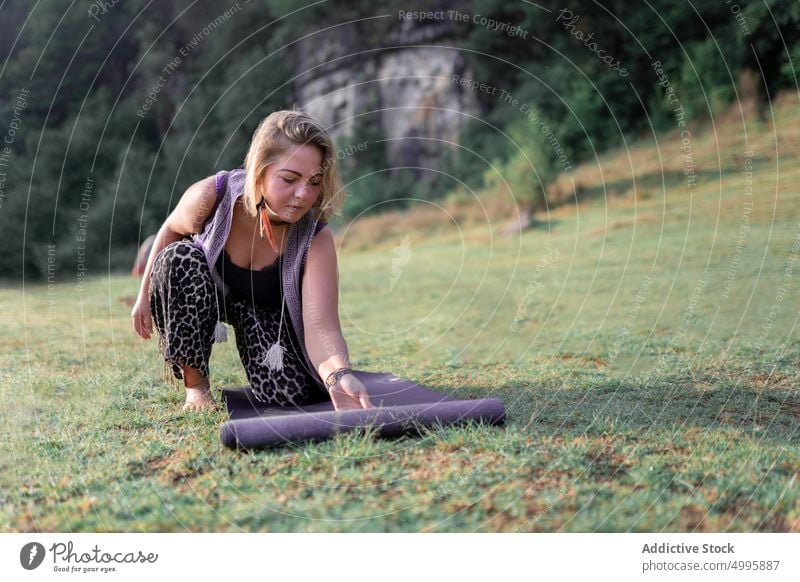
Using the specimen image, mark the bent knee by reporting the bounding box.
[154,240,207,274]
[159,240,204,262]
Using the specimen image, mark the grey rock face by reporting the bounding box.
[294,17,481,179]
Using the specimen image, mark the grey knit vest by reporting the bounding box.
[191,167,325,390]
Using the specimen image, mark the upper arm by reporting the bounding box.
[164,175,218,236]
[302,226,341,330]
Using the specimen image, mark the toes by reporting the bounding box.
[181,403,207,412]
[181,395,217,412]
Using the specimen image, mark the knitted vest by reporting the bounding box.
[191,167,326,390]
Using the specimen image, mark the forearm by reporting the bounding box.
[136,223,186,300]
[305,323,351,385]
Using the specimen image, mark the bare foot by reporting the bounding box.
[182,383,216,412]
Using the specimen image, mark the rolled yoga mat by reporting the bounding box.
[219,369,506,450]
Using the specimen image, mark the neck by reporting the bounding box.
[257,197,290,226]
[264,211,289,227]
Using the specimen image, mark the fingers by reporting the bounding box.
[327,382,374,410]
[330,387,362,411]
[331,394,358,411]
[131,312,152,340]
[341,389,360,408]
[142,315,152,338]
[352,387,374,408]
[348,381,373,409]
[135,324,148,340]
[344,386,373,410]
[358,390,373,409]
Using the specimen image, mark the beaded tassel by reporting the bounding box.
[257,201,286,371]
[261,342,285,371]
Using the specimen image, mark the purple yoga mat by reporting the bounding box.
[220,369,506,449]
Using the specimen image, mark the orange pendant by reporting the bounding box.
[259,207,280,254]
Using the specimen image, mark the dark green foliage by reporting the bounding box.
[1,0,799,279]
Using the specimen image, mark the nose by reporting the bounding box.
[294,182,315,202]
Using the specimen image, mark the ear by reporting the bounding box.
[252,169,270,213]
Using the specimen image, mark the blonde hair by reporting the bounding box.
[242,108,344,223]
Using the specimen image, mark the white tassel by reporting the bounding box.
[260,342,285,371]
[213,321,228,343]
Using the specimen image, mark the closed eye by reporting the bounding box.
[283,176,322,187]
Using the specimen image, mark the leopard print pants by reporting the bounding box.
[149,240,327,406]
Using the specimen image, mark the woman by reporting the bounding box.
[131,109,372,412]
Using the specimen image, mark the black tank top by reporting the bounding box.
[215,248,282,308]
[215,220,327,309]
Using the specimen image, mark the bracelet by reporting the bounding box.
[325,367,352,389]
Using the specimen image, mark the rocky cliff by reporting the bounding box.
[293,15,482,180]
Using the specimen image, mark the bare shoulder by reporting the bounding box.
[307,224,337,264]
[315,223,332,238]
[165,175,218,236]
[303,223,340,305]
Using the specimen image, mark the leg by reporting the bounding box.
[225,296,325,407]
[149,240,219,410]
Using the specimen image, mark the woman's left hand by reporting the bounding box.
[329,373,374,410]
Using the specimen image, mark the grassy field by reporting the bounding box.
[2,96,799,532]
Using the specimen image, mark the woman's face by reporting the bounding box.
[261,144,324,222]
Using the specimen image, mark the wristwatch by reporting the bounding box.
[325,367,352,389]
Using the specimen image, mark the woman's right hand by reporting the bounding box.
[131,295,153,339]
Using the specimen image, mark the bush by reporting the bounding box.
[487,118,561,214]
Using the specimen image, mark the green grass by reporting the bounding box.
[3,104,800,532]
